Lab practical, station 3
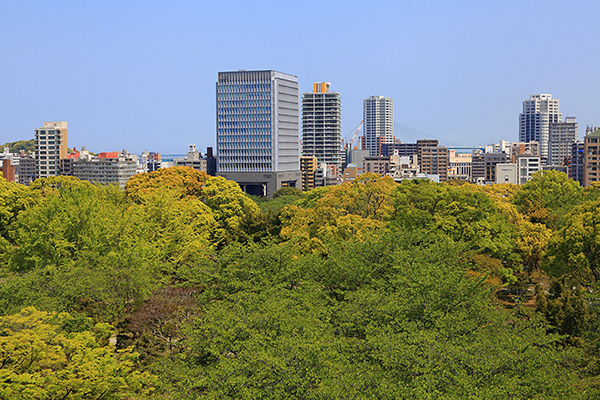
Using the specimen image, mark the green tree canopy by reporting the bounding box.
[0,307,155,399]
[513,170,583,229]
[542,199,600,282]
[391,179,517,262]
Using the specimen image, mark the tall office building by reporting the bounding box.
[34,121,68,180]
[519,94,562,164]
[363,96,393,156]
[216,70,301,197]
[301,82,342,167]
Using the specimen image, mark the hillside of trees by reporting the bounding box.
[0,139,34,154]
[1,167,600,399]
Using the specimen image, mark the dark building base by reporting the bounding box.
[218,170,301,198]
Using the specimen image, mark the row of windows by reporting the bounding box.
[219,143,273,150]
[217,100,271,107]
[219,164,273,171]
[220,149,271,155]
[217,129,272,137]
[218,108,272,116]
[217,84,271,92]
[221,156,271,164]
[218,92,271,101]
[217,120,271,129]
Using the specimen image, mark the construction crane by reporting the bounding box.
[342,120,364,150]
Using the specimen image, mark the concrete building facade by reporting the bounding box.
[419,146,449,182]
[300,155,317,191]
[363,96,393,156]
[519,94,562,164]
[34,121,68,180]
[301,82,342,168]
[548,117,577,166]
[583,128,600,187]
[72,150,138,188]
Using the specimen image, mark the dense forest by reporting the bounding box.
[1,167,600,399]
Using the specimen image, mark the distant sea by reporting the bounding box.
[160,154,186,162]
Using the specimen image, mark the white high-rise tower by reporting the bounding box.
[363,96,393,156]
[519,94,562,164]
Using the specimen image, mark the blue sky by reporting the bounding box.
[2,0,599,154]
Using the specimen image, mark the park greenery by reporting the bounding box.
[1,167,600,398]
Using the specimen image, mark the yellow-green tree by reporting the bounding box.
[543,199,600,282]
[280,174,394,252]
[0,307,155,399]
[125,166,209,202]
[513,170,583,229]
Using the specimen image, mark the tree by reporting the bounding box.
[0,307,155,399]
[391,179,517,261]
[536,279,591,346]
[150,232,596,399]
[125,166,209,202]
[279,174,394,252]
[0,177,37,262]
[542,199,600,282]
[513,170,583,229]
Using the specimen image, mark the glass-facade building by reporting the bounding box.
[216,70,300,173]
[216,70,301,197]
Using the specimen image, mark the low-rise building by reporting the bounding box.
[300,155,317,191]
[364,156,391,175]
[175,145,207,173]
[495,163,518,184]
[517,155,541,184]
[73,150,138,188]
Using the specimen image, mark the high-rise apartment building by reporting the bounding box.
[583,128,600,187]
[302,82,342,167]
[34,121,68,180]
[216,70,301,197]
[363,96,393,156]
[570,140,585,184]
[519,94,562,164]
[548,116,577,166]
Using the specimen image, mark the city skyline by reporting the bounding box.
[2,1,600,154]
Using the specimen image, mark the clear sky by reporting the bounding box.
[2,0,599,154]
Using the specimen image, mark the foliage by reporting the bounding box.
[279,174,394,252]
[125,168,262,245]
[391,179,518,262]
[2,185,160,319]
[125,166,209,202]
[0,139,34,154]
[536,279,591,346]
[542,199,600,282]
[272,186,302,198]
[0,178,37,259]
[0,307,155,399]
[2,170,600,397]
[151,232,594,399]
[128,286,199,351]
[513,170,583,229]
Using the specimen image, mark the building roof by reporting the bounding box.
[587,128,600,138]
